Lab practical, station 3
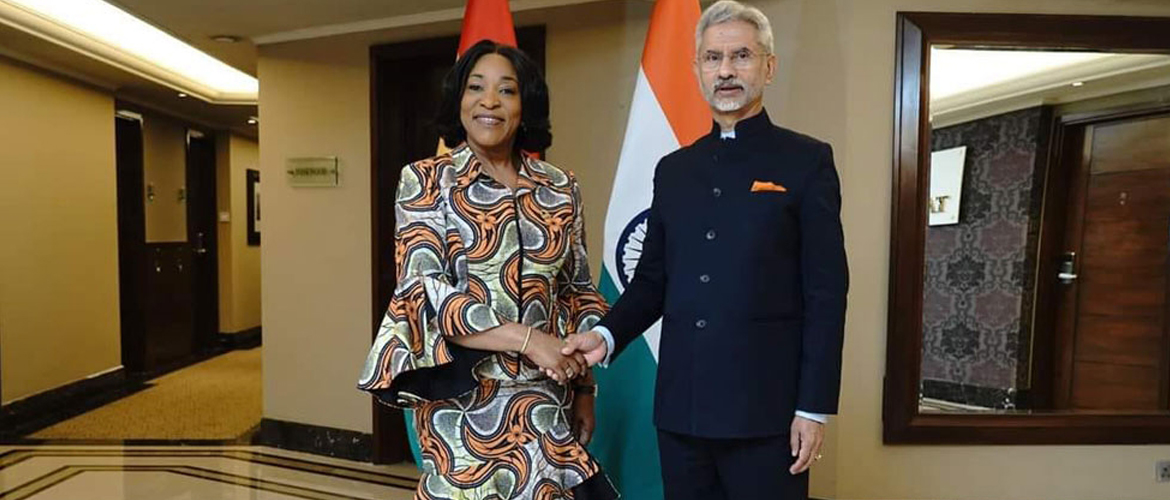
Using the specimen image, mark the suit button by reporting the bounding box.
[699,274,710,283]
[713,154,719,162]
[712,187,722,197]
[695,319,707,329]
[705,229,717,240]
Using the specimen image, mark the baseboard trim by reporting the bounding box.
[0,368,149,440]
[217,326,262,350]
[254,418,372,462]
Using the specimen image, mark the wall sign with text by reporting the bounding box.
[286,157,340,187]
[929,146,967,226]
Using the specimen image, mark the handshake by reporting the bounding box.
[523,328,609,383]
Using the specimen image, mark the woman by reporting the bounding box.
[357,40,617,500]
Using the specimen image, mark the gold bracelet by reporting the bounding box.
[519,326,533,354]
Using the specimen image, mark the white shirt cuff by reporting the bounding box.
[795,410,828,424]
[592,325,616,367]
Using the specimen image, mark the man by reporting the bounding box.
[560,1,847,498]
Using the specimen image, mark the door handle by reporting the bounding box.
[194,232,208,255]
[1058,251,1077,285]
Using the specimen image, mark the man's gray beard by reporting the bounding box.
[711,96,745,112]
[707,86,762,113]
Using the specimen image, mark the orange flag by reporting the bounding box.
[458,0,518,57]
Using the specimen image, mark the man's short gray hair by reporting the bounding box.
[695,0,774,55]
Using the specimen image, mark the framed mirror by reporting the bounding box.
[885,13,1170,444]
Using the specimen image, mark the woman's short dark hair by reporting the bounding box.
[435,39,551,153]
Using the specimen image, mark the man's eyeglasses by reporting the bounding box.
[698,49,765,70]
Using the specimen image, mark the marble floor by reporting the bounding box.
[0,445,419,500]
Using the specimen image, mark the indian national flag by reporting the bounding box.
[590,0,711,498]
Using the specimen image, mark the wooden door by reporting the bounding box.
[1055,114,1170,410]
[186,131,219,353]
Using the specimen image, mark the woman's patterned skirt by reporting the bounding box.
[412,378,618,500]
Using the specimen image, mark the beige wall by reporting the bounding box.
[258,0,1170,498]
[544,1,652,251]
[260,32,378,432]
[231,136,262,333]
[0,57,121,404]
[217,134,262,334]
[142,113,188,243]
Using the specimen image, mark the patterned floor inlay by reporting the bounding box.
[0,446,419,500]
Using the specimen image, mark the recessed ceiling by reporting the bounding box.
[930,48,1112,101]
[929,47,1170,127]
[108,0,469,74]
[0,13,256,138]
[3,0,258,102]
[0,0,606,136]
[0,0,470,136]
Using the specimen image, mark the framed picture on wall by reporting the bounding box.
[247,169,260,245]
[928,146,967,226]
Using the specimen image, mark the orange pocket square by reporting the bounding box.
[751,180,788,193]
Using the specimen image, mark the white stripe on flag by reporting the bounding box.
[602,68,679,362]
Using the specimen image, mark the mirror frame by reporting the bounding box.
[885,12,1170,445]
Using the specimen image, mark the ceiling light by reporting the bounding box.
[1,0,257,102]
[178,92,188,98]
[210,35,241,43]
[1071,81,1085,87]
[247,117,258,125]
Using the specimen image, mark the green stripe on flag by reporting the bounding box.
[405,409,423,470]
[589,269,663,500]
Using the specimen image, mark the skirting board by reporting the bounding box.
[216,326,262,350]
[0,368,145,440]
[254,418,373,463]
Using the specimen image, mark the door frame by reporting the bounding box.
[116,113,148,373]
[369,27,547,464]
